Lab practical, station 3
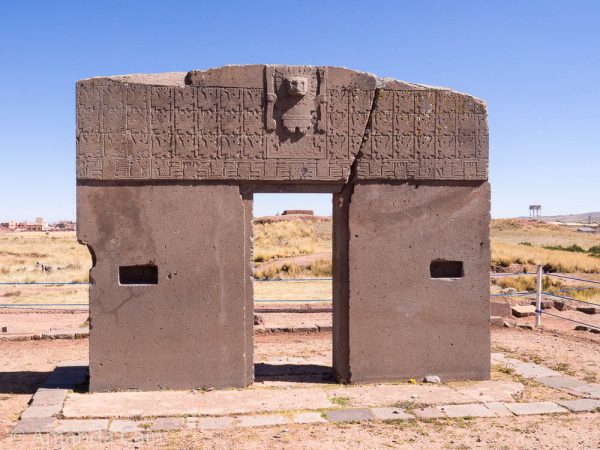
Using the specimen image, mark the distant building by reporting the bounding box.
[282,210,314,216]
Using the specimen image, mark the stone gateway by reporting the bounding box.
[76,65,490,391]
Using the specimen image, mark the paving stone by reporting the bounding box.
[556,399,600,412]
[55,419,109,433]
[439,403,496,418]
[292,412,327,424]
[109,420,145,433]
[536,375,588,390]
[12,417,57,434]
[412,407,446,419]
[484,402,514,417]
[371,407,413,421]
[571,384,600,398]
[504,402,568,416]
[237,415,287,427]
[511,305,536,318]
[31,388,69,407]
[189,416,235,430]
[20,404,62,419]
[505,361,562,379]
[325,409,375,422]
[149,417,185,431]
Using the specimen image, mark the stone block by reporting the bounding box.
[149,417,185,431]
[536,375,588,390]
[577,306,600,315]
[511,305,536,318]
[504,402,567,416]
[292,412,327,424]
[439,403,496,418]
[325,409,376,422]
[556,399,600,412]
[237,414,287,427]
[189,416,235,430]
[20,404,62,419]
[31,388,69,407]
[484,402,513,417]
[371,407,414,421]
[490,301,511,317]
[553,300,575,311]
[490,316,504,327]
[54,419,109,433]
[413,407,446,419]
[109,420,146,433]
[12,417,57,434]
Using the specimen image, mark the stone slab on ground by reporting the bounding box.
[484,402,514,417]
[238,414,287,427]
[556,399,600,412]
[371,407,413,421]
[502,359,562,379]
[577,306,600,315]
[149,417,185,431]
[504,402,568,416]
[12,417,57,434]
[571,384,600,398]
[109,420,146,433]
[511,305,536,318]
[31,388,69,407]
[188,416,234,430]
[292,412,327,424]
[54,419,109,434]
[490,316,504,327]
[454,380,523,402]
[325,409,375,422]
[439,403,496,418]
[20,404,62,419]
[413,407,446,419]
[536,375,589,390]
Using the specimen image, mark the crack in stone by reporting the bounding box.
[347,83,383,185]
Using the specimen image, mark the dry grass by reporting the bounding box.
[0,231,91,282]
[253,219,331,263]
[254,258,332,280]
[254,279,331,302]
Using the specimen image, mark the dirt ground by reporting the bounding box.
[1,321,600,449]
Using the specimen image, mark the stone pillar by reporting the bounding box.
[345,182,491,382]
[77,184,252,391]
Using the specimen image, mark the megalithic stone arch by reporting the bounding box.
[76,65,490,391]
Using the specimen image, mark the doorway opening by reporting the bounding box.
[252,192,334,384]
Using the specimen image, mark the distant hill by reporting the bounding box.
[537,211,600,224]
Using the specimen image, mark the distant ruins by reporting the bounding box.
[77,65,490,391]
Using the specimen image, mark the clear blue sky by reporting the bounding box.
[1,0,598,221]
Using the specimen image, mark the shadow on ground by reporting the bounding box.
[254,363,334,383]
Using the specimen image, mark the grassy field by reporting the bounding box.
[1,217,599,306]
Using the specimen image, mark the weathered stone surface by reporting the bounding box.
[490,316,504,327]
[439,403,496,418]
[577,306,600,315]
[12,417,57,434]
[190,416,235,430]
[31,388,69,407]
[511,305,536,318]
[341,182,490,383]
[490,301,511,317]
[292,412,327,424]
[108,420,145,433]
[553,300,575,311]
[412,407,446,419]
[484,402,514,417]
[78,184,253,391]
[504,402,568,416]
[20,404,62,419]
[556,399,600,412]
[77,65,490,392]
[54,419,109,434]
[325,409,375,422]
[371,407,414,420]
[149,417,185,431]
[77,66,488,183]
[536,376,588,390]
[237,414,287,427]
[424,375,442,384]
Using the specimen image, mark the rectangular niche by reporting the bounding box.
[430,260,464,279]
[119,265,158,285]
